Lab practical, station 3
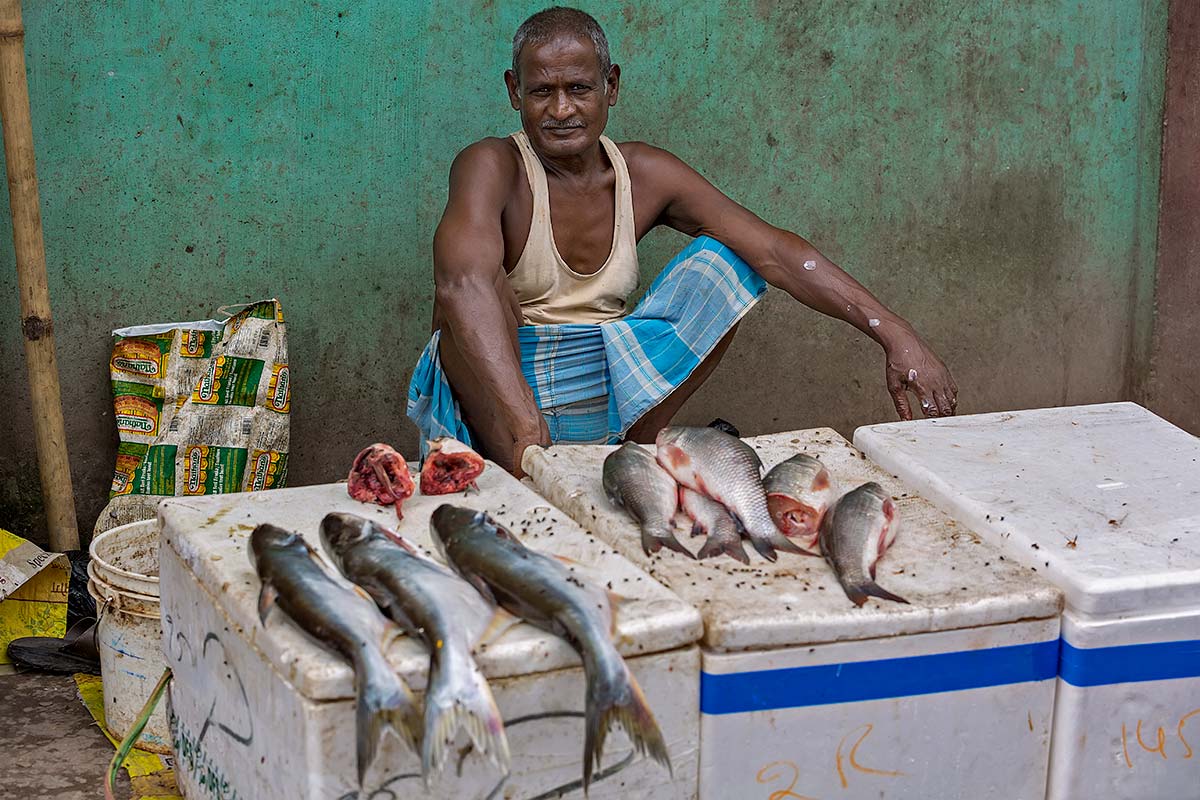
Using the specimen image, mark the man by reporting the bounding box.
[408,7,956,475]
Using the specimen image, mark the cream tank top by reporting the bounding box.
[507,130,639,325]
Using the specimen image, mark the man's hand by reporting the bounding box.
[884,330,958,420]
[507,414,552,479]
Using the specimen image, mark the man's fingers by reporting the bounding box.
[889,381,913,421]
[935,388,955,417]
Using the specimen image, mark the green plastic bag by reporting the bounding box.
[95,299,290,536]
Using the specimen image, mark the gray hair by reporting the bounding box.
[511,7,612,87]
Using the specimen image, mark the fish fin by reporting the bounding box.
[640,524,695,559]
[553,553,583,567]
[256,582,278,625]
[583,658,672,794]
[355,657,422,786]
[697,535,750,565]
[689,521,706,538]
[422,652,511,781]
[350,583,378,605]
[842,584,869,607]
[474,607,522,651]
[861,582,909,606]
[748,537,779,563]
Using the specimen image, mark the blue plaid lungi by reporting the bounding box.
[406,236,767,451]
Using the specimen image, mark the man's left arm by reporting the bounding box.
[638,145,957,420]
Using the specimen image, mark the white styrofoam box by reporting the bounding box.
[854,402,1200,800]
[157,466,703,800]
[523,428,1063,800]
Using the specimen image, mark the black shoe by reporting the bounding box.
[707,418,740,438]
[7,617,101,675]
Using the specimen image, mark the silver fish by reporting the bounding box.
[820,482,908,607]
[763,454,839,555]
[429,505,672,793]
[249,524,421,785]
[319,513,510,784]
[680,488,750,564]
[655,426,805,561]
[602,442,694,558]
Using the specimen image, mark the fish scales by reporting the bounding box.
[656,426,805,562]
[429,505,671,794]
[319,513,509,784]
[249,524,421,786]
[821,482,908,607]
[602,442,693,558]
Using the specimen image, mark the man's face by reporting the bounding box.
[505,34,620,159]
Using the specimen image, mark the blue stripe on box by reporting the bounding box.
[1059,638,1200,687]
[700,640,1059,715]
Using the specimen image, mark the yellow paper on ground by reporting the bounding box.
[0,528,69,666]
[74,673,182,799]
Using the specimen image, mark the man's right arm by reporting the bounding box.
[432,141,549,473]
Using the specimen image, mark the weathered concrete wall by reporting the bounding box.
[0,1,1167,544]
[1143,0,1200,434]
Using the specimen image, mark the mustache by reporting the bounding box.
[541,119,585,130]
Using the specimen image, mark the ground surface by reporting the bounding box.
[0,672,134,800]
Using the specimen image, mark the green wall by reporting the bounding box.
[0,1,1166,544]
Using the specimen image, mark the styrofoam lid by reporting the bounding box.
[158,466,701,702]
[854,402,1200,617]
[523,429,1061,652]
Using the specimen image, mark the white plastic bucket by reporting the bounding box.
[87,519,170,753]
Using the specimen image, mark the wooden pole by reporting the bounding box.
[0,0,78,551]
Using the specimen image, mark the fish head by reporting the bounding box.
[249,523,301,571]
[654,427,694,481]
[429,504,486,559]
[318,512,374,566]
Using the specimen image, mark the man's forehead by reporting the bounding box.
[517,34,603,83]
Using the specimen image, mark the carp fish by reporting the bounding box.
[680,487,750,564]
[249,524,421,785]
[820,482,909,607]
[429,505,672,793]
[763,453,839,554]
[319,513,509,784]
[602,442,693,558]
[655,426,805,562]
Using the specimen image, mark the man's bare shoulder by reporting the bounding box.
[615,140,695,182]
[450,137,521,182]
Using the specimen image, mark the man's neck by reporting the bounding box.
[532,139,608,184]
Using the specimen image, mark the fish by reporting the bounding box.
[763,454,839,554]
[420,438,486,495]
[820,482,909,607]
[319,513,509,784]
[429,505,672,793]
[680,488,750,564]
[602,442,694,558]
[655,426,805,562]
[248,523,422,785]
[347,443,416,519]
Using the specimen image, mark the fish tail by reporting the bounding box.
[844,581,909,607]
[583,650,672,794]
[862,581,909,605]
[421,648,511,783]
[639,523,695,559]
[354,651,421,785]
[697,535,750,564]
